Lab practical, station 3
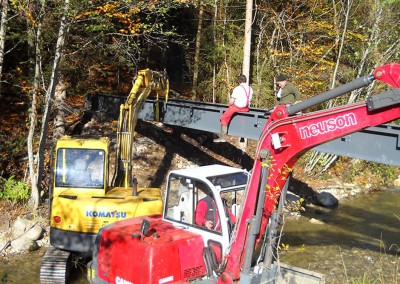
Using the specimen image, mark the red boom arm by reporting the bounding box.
[219,63,400,282]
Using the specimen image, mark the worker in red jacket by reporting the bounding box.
[195,192,236,232]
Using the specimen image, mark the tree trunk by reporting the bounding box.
[0,0,8,98]
[53,80,66,140]
[32,0,69,209]
[212,0,218,104]
[192,0,204,99]
[27,0,46,210]
[242,0,253,80]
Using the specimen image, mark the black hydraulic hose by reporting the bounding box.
[287,74,375,116]
[263,176,290,269]
[242,150,271,274]
[203,247,214,277]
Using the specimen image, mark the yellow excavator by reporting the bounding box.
[40,69,169,283]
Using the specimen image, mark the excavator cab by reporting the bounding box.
[52,136,109,195]
[164,165,248,234]
[162,165,248,274]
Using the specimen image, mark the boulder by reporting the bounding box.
[10,217,35,239]
[10,238,39,252]
[394,176,400,187]
[7,217,44,252]
[10,217,43,241]
[316,191,339,208]
[25,225,44,241]
[0,236,7,252]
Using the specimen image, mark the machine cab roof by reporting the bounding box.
[163,165,249,244]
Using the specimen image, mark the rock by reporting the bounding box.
[27,240,39,251]
[25,225,44,241]
[10,217,35,239]
[309,218,325,225]
[0,214,10,233]
[10,238,38,252]
[286,192,302,203]
[316,191,339,208]
[0,237,7,251]
[394,176,400,187]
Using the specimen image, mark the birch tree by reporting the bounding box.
[27,0,46,209]
[30,0,69,209]
[242,0,252,80]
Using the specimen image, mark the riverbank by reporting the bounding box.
[1,174,397,259]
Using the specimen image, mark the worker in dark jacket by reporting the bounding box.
[275,74,301,106]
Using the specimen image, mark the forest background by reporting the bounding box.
[0,0,399,210]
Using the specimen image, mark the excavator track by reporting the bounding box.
[40,247,72,284]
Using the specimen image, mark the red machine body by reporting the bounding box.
[96,215,208,283]
[89,63,400,284]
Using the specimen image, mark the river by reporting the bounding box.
[279,188,400,283]
[0,189,398,283]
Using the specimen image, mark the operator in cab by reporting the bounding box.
[195,183,236,232]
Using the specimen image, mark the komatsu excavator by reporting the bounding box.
[87,63,400,284]
[39,69,169,283]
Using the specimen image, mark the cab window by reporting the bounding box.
[55,148,105,188]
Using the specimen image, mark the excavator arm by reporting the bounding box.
[220,63,400,282]
[113,69,169,189]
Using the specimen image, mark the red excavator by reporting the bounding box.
[87,63,400,284]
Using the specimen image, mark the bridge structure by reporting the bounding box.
[86,95,400,167]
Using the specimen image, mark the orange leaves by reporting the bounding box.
[97,3,121,14]
[75,2,142,34]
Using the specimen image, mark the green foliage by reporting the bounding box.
[351,273,378,284]
[286,197,305,213]
[340,160,398,190]
[278,243,290,251]
[0,133,26,158]
[0,176,30,202]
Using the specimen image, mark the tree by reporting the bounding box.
[30,0,69,209]
[53,80,66,140]
[27,0,46,209]
[192,0,204,98]
[242,0,252,80]
[0,0,8,97]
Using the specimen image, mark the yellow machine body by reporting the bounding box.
[50,136,162,254]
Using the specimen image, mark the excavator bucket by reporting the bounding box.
[271,262,325,283]
[250,262,325,283]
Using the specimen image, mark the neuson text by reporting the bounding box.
[299,113,357,139]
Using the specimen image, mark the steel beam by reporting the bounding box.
[312,124,400,166]
[86,95,400,166]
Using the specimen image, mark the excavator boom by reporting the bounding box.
[222,63,400,281]
[113,69,169,188]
